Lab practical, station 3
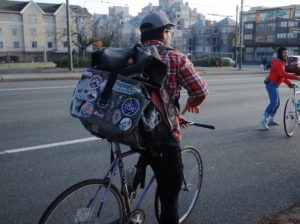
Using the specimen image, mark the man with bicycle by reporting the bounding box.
[137,11,208,224]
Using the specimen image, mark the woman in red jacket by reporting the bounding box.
[260,47,300,130]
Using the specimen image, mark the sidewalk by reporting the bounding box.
[0,67,83,82]
[0,65,267,82]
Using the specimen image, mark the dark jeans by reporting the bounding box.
[136,144,183,224]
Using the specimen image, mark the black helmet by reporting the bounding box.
[140,11,175,33]
[276,46,287,60]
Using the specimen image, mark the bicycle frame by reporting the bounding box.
[289,87,300,118]
[102,142,156,216]
[284,86,300,137]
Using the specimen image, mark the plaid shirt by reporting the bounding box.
[142,40,209,141]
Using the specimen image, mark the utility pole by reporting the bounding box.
[75,7,79,64]
[235,5,238,68]
[66,0,73,71]
[239,0,243,69]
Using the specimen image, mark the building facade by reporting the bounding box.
[2,0,299,64]
[0,0,92,63]
[242,5,300,62]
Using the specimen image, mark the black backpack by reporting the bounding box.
[70,44,175,148]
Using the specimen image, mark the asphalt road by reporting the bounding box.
[0,74,299,224]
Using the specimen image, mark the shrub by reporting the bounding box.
[192,57,231,67]
[52,56,68,68]
[53,55,91,68]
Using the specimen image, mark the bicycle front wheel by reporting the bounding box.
[284,98,298,137]
[155,146,203,223]
[39,179,125,224]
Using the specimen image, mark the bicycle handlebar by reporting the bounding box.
[181,121,215,130]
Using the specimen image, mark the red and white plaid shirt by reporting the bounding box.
[142,40,209,141]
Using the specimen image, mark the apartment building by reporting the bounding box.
[190,17,236,58]
[242,5,300,62]
[0,0,92,63]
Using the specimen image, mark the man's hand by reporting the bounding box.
[181,100,200,115]
[179,116,188,129]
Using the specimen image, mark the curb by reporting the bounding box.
[0,67,267,82]
[0,73,82,82]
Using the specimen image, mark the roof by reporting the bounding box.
[0,1,91,16]
[216,17,236,27]
[70,5,92,16]
[37,3,62,14]
[0,1,29,12]
[190,20,205,29]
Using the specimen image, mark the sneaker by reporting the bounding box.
[268,120,280,126]
[259,121,269,130]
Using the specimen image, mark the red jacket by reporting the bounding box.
[268,58,299,87]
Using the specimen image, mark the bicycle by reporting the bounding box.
[283,84,300,137]
[38,121,215,224]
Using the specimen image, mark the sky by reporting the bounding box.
[12,0,300,21]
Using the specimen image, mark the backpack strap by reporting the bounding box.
[98,46,139,106]
[98,69,119,106]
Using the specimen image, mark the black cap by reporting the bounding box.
[140,11,175,33]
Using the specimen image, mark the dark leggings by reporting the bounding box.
[136,144,183,224]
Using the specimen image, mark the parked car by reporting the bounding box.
[285,56,300,75]
[221,57,235,67]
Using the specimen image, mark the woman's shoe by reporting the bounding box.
[268,120,280,125]
[259,121,269,130]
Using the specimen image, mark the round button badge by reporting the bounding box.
[121,98,140,116]
[119,118,132,131]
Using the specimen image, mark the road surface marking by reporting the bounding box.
[0,137,99,155]
[0,86,74,91]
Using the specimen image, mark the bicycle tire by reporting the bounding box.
[283,98,298,137]
[39,179,126,224]
[154,146,203,223]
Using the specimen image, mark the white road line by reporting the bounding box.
[205,77,262,82]
[0,86,74,91]
[0,137,100,155]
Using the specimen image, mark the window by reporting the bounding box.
[0,41,3,48]
[256,23,265,32]
[63,42,68,48]
[0,27,2,35]
[32,41,38,48]
[47,42,53,48]
[279,21,287,27]
[287,33,297,39]
[267,23,275,32]
[245,23,253,29]
[63,29,68,36]
[277,33,287,39]
[288,21,297,26]
[267,35,275,42]
[13,41,19,48]
[244,34,253,40]
[29,14,38,22]
[256,35,264,42]
[12,28,18,36]
[31,28,37,36]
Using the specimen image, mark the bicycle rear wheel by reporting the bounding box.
[284,98,298,137]
[155,146,203,223]
[39,179,125,224]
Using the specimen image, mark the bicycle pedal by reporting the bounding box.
[127,209,145,224]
